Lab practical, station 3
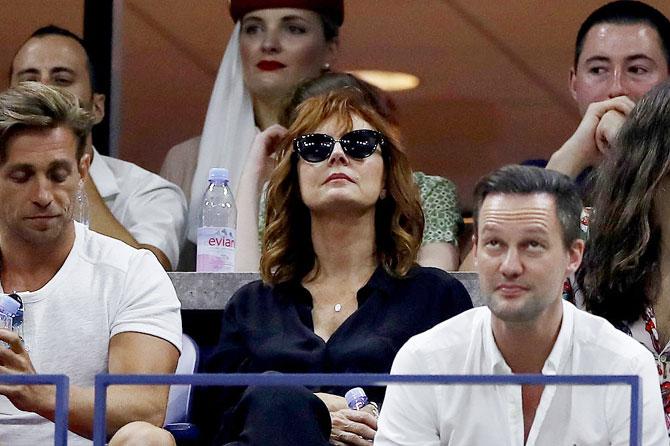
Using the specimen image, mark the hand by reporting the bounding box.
[329,408,377,446]
[0,329,53,414]
[547,95,635,177]
[595,109,626,154]
[243,124,288,186]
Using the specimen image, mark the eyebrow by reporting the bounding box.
[7,159,74,172]
[15,66,75,77]
[242,14,309,23]
[583,54,656,64]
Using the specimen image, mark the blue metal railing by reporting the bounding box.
[93,373,642,446]
[0,374,69,446]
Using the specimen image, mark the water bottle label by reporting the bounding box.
[197,226,236,272]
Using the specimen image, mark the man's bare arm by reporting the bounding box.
[85,179,173,270]
[0,330,179,440]
[546,96,635,178]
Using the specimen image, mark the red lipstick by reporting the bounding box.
[257,60,286,71]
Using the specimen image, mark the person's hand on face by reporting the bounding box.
[595,108,627,153]
[244,124,288,184]
[566,95,635,169]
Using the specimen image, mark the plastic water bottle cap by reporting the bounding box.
[0,294,20,316]
[345,387,368,410]
[208,167,229,183]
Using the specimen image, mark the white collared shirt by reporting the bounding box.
[376,300,668,446]
[89,148,187,268]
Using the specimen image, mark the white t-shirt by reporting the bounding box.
[0,222,182,446]
[90,148,187,269]
[376,300,667,446]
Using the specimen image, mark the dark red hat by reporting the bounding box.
[229,0,344,26]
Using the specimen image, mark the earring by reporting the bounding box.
[379,189,387,200]
[322,63,331,72]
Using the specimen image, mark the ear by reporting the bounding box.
[78,152,91,182]
[91,93,106,125]
[324,36,340,68]
[472,234,479,267]
[565,238,585,277]
[569,67,578,103]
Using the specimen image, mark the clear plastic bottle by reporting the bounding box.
[0,293,22,348]
[73,180,90,228]
[196,167,237,272]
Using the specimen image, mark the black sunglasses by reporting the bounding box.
[293,129,385,163]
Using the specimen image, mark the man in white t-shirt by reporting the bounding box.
[9,25,187,271]
[0,83,181,445]
[376,165,666,445]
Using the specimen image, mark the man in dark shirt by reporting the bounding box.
[546,0,670,179]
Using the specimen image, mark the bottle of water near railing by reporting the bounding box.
[197,167,237,272]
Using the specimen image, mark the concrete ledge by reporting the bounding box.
[168,271,482,310]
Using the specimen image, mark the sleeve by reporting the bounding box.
[413,172,462,246]
[110,250,182,352]
[376,340,442,446]
[606,348,668,446]
[120,170,188,270]
[159,137,200,199]
[197,288,252,442]
[205,292,251,375]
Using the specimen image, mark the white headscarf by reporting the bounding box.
[187,22,257,242]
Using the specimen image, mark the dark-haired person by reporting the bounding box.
[235,72,462,272]
[377,165,666,445]
[11,26,187,270]
[199,88,472,445]
[460,0,670,272]
[546,0,670,179]
[578,80,670,431]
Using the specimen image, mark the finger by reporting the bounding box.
[334,430,373,446]
[341,420,376,440]
[596,96,635,116]
[341,409,378,429]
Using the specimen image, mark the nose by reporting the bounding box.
[31,176,53,208]
[499,248,523,279]
[327,141,349,166]
[261,28,281,54]
[607,69,627,99]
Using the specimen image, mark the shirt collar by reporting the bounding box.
[88,147,120,199]
[276,264,396,307]
[483,299,575,374]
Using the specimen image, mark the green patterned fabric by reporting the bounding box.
[258,171,462,246]
[413,172,462,245]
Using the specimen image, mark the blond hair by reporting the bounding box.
[0,81,94,163]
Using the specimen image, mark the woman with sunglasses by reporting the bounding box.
[199,88,472,445]
[235,72,464,272]
[160,0,341,269]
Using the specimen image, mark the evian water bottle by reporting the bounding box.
[197,168,237,272]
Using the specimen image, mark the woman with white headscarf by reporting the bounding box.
[161,0,341,270]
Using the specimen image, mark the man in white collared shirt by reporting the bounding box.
[376,165,667,446]
[9,25,187,270]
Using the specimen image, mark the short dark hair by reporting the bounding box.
[473,165,582,247]
[0,82,94,164]
[10,25,98,93]
[574,1,670,69]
